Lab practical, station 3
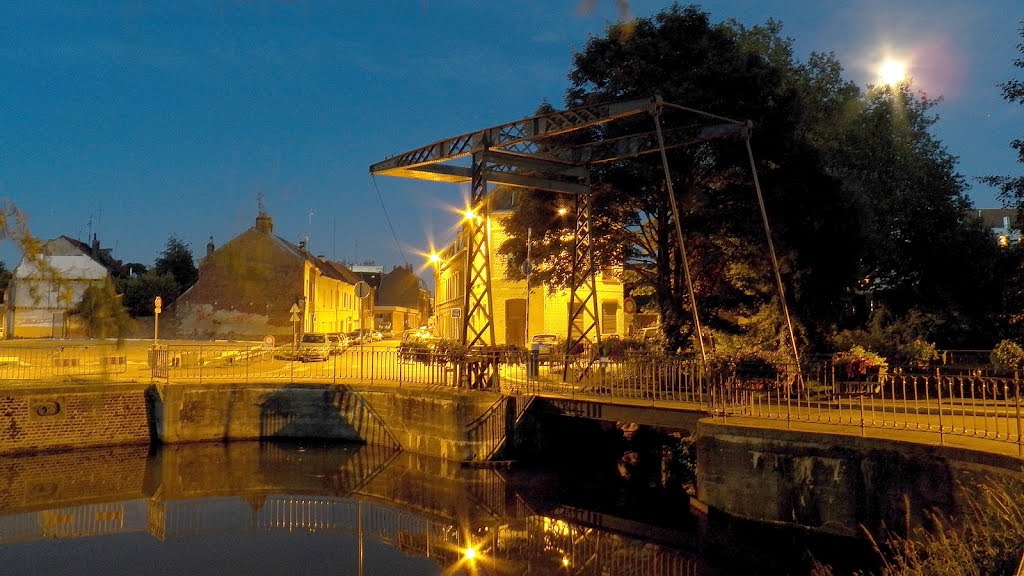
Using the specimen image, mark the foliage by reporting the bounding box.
[116,271,178,317]
[869,481,1024,576]
[832,307,942,363]
[832,345,887,379]
[595,335,649,358]
[982,20,1024,215]
[990,339,1024,372]
[0,260,10,292]
[152,235,198,302]
[67,277,132,341]
[499,3,997,354]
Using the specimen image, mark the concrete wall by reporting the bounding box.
[0,383,152,455]
[153,383,502,462]
[696,420,1024,537]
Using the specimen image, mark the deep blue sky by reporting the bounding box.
[2,1,1021,277]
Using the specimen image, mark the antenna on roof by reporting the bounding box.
[257,191,266,213]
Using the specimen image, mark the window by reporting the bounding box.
[601,301,618,334]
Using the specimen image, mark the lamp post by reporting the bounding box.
[429,252,441,335]
[153,296,162,348]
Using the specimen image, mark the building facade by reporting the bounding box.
[171,212,360,340]
[432,190,624,346]
[4,235,123,338]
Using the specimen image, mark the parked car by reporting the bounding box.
[297,332,331,361]
[531,333,558,357]
[327,333,348,355]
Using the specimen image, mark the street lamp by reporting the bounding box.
[428,252,441,336]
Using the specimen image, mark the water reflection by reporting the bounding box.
[0,442,701,575]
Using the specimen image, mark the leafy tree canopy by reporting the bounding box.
[497,3,1001,354]
[153,235,197,302]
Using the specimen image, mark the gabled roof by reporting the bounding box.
[14,255,108,280]
[49,235,127,277]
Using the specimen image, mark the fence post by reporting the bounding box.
[859,395,865,437]
[199,345,204,385]
[936,376,945,447]
[1016,380,1022,457]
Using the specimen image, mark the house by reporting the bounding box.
[432,188,624,346]
[4,235,124,338]
[971,208,1020,246]
[374,265,433,334]
[170,212,360,341]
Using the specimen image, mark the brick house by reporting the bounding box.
[170,212,360,341]
[4,235,125,338]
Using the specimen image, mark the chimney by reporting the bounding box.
[299,237,307,251]
[207,236,215,258]
[255,211,273,234]
[91,233,100,253]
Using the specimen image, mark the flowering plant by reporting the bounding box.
[833,346,888,379]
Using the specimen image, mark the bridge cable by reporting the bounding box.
[370,174,409,268]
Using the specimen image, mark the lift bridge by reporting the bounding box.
[370,96,798,389]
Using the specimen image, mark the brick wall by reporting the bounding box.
[0,384,152,455]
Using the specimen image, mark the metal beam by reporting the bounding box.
[369,98,656,175]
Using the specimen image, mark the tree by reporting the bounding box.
[983,20,1024,210]
[820,84,1004,348]
[68,277,132,340]
[499,3,1001,353]
[499,5,860,354]
[153,235,197,302]
[0,260,10,292]
[116,271,178,317]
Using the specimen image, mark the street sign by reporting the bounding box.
[263,335,276,349]
[623,297,637,314]
[520,259,532,276]
[288,303,300,314]
[154,296,162,314]
[355,281,372,299]
[451,308,461,318]
[289,312,300,322]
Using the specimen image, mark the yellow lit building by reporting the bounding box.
[431,190,624,346]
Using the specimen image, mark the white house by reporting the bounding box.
[5,253,109,338]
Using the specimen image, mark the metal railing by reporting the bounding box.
[0,342,129,381]
[5,340,1023,457]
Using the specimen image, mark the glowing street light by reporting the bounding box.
[878,58,907,87]
[463,546,477,560]
[462,208,477,221]
[557,207,569,216]
[428,252,441,264]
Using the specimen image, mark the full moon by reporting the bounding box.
[878,59,907,86]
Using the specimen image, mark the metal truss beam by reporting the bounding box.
[370,98,657,176]
[564,191,600,380]
[460,153,497,389]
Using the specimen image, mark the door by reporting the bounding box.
[505,298,527,346]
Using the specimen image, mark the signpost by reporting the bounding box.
[153,296,162,348]
[289,303,301,357]
[354,281,371,380]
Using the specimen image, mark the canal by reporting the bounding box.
[0,431,876,575]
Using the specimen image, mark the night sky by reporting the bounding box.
[2,1,1020,280]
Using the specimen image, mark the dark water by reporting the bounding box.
[0,438,875,575]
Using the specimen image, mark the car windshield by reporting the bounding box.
[301,334,326,343]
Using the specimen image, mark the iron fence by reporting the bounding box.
[0,342,129,381]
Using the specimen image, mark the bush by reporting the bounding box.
[990,340,1024,373]
[833,346,888,379]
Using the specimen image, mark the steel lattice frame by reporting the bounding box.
[460,154,498,388]
[369,96,800,389]
[564,191,602,379]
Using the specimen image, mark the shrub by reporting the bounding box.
[990,340,1024,373]
[833,346,888,379]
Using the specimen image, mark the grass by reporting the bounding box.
[862,482,1024,575]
